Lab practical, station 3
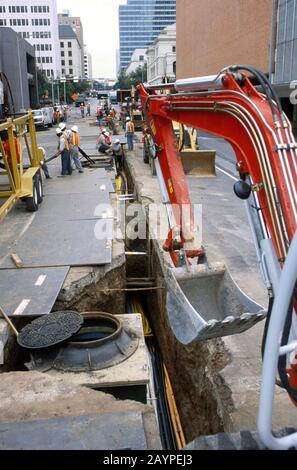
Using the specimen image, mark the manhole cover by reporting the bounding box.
[18,311,84,350]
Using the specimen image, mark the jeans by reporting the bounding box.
[71,147,83,171]
[98,143,111,154]
[98,117,103,126]
[61,150,72,175]
[127,133,134,151]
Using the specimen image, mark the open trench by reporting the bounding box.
[0,162,235,447]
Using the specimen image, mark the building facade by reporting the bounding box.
[119,0,176,70]
[0,27,38,112]
[0,0,61,78]
[176,0,273,79]
[83,45,93,79]
[58,11,84,78]
[146,23,176,84]
[59,25,82,79]
[126,48,147,74]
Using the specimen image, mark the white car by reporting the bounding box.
[32,109,48,129]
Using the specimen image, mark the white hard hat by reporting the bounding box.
[126,117,131,121]
[56,128,62,135]
[101,128,107,133]
[71,125,78,133]
[114,139,120,144]
[105,131,110,136]
[59,123,66,131]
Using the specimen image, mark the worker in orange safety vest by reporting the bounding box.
[70,126,84,173]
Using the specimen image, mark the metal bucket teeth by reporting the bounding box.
[166,263,266,344]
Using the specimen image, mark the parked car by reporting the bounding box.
[32,109,48,129]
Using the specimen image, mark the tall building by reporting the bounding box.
[58,11,84,78]
[59,25,82,78]
[0,0,61,78]
[146,23,176,85]
[83,45,93,79]
[119,0,176,70]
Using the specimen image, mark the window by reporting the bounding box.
[69,60,73,66]
[139,55,144,61]
[69,69,73,75]
[16,6,20,13]
[0,6,5,13]
[61,60,65,66]
[60,42,64,48]
[68,42,72,48]
[172,46,176,53]
[62,69,65,75]
[61,51,65,57]
[68,51,72,57]
[17,19,21,26]
[0,19,6,26]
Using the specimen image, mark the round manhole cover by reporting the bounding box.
[18,311,84,350]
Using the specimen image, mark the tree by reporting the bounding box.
[114,64,147,90]
[37,69,51,102]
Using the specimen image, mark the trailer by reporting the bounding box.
[0,112,43,220]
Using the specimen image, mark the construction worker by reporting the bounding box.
[56,127,72,176]
[125,117,135,151]
[96,129,112,154]
[112,138,123,174]
[54,106,61,124]
[70,125,84,173]
[87,102,91,116]
[80,102,85,118]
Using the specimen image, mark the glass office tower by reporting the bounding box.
[119,0,176,70]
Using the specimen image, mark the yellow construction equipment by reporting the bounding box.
[173,122,217,177]
[0,112,43,220]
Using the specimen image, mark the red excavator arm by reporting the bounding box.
[138,69,297,267]
[138,67,297,425]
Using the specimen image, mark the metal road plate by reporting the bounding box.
[17,311,84,349]
[43,168,109,195]
[0,218,113,269]
[0,267,69,316]
[0,412,148,450]
[34,192,111,221]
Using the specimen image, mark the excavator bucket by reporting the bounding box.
[180,149,217,177]
[166,263,266,343]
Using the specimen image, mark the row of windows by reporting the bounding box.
[32,31,51,39]
[61,51,72,57]
[37,56,53,64]
[61,68,74,76]
[31,5,50,13]
[120,29,164,35]
[0,19,6,25]
[0,4,50,13]
[32,19,51,26]
[120,9,176,15]
[35,43,52,51]
[120,17,176,22]
[9,19,29,26]
[60,42,73,48]
[61,59,73,66]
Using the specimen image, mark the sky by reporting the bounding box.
[57,0,127,78]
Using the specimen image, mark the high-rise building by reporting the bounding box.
[0,0,61,78]
[119,0,176,70]
[83,45,93,79]
[58,11,84,78]
[59,25,82,79]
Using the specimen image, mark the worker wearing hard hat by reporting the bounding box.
[125,117,135,151]
[96,129,112,154]
[56,127,72,176]
[70,125,84,173]
[112,138,123,174]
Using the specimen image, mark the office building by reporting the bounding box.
[59,25,82,78]
[83,45,93,79]
[0,0,61,78]
[119,0,176,70]
[146,23,176,84]
[58,11,84,77]
[126,48,147,74]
